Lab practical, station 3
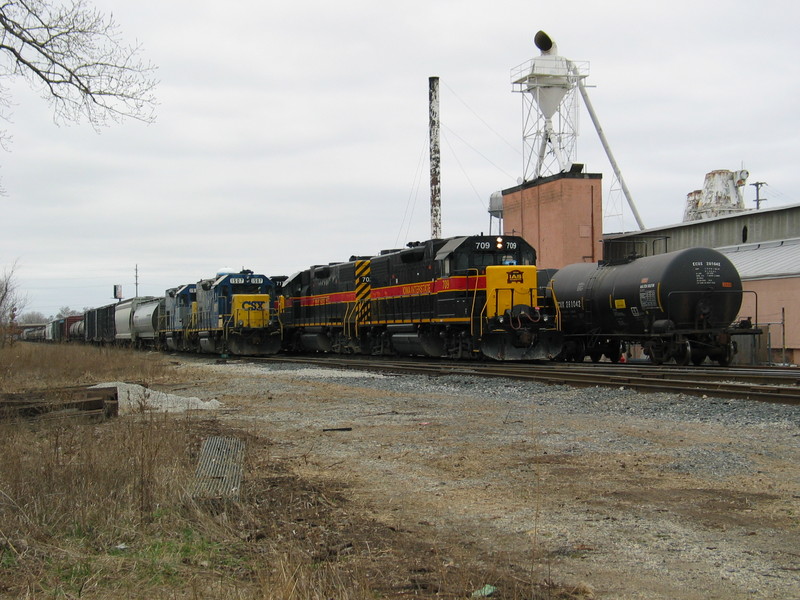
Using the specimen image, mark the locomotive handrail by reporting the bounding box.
[466,269,481,336]
[476,302,488,338]
[548,283,563,331]
[276,296,285,339]
[343,300,356,338]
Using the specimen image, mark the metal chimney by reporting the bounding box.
[429,76,441,239]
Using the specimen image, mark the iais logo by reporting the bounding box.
[506,270,524,284]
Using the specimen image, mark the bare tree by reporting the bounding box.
[18,309,45,323]
[0,261,26,347]
[56,305,80,318]
[0,0,157,135]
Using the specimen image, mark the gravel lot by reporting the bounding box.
[155,358,800,599]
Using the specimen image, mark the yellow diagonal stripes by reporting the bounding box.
[355,260,371,323]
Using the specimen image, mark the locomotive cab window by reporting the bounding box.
[455,249,532,272]
[441,258,451,277]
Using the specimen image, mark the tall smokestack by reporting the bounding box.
[429,76,441,239]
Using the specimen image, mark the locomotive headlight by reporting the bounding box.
[496,236,503,249]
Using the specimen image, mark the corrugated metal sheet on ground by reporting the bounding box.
[718,237,800,280]
[192,436,245,501]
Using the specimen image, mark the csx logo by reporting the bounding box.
[506,270,524,284]
[241,301,266,311]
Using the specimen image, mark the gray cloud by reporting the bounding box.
[2,0,798,316]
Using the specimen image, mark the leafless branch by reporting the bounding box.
[0,0,158,129]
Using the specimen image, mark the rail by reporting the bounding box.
[243,355,800,405]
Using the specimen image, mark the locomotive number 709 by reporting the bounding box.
[474,241,517,250]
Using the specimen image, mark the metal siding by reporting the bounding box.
[604,204,800,262]
[718,238,800,279]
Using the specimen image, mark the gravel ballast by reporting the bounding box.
[163,359,800,599]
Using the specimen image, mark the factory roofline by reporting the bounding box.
[717,237,800,280]
[604,202,800,239]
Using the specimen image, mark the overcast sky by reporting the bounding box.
[3,0,799,317]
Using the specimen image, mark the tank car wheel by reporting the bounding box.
[570,340,586,362]
[644,341,666,365]
[605,341,622,364]
[715,342,736,367]
[673,340,692,366]
[690,344,707,366]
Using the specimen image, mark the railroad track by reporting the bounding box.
[246,355,800,404]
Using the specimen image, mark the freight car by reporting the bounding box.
[549,247,748,365]
[84,303,116,344]
[84,297,159,348]
[279,235,562,360]
[114,296,163,348]
[44,315,84,343]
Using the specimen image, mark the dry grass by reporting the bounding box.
[0,344,586,599]
[0,342,169,393]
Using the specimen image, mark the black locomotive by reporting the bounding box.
[279,235,563,360]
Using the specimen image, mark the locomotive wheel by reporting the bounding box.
[589,350,602,363]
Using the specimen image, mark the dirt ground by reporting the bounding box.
[156,359,800,600]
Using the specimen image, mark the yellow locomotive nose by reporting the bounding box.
[231,294,271,328]
[484,265,539,319]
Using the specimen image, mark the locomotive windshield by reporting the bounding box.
[232,282,266,294]
[225,274,269,295]
[452,236,535,272]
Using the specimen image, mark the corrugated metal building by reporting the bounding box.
[717,237,800,364]
[603,204,800,364]
[603,203,800,261]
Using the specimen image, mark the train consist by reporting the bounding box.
[24,236,755,365]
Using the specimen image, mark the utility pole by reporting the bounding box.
[135,264,139,297]
[750,181,767,209]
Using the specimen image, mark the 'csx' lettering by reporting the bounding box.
[241,301,266,311]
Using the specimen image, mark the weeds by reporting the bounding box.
[0,342,169,392]
[0,345,585,599]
